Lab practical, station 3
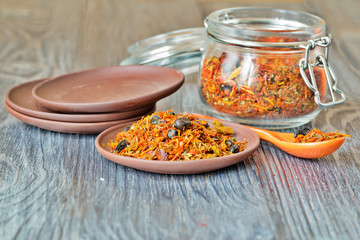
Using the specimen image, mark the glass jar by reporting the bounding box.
[200,7,345,129]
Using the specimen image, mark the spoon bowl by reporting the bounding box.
[193,114,346,159]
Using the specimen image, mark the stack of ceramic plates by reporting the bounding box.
[5,65,184,134]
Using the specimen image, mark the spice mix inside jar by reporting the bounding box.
[200,7,345,129]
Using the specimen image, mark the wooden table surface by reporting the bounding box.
[1,0,360,239]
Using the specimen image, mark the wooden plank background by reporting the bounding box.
[1,0,360,239]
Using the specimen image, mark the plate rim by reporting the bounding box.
[31,65,184,113]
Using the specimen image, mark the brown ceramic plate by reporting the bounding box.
[95,116,260,174]
[32,65,184,113]
[6,78,156,123]
[5,102,154,134]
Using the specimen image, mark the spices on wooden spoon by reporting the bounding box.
[293,127,350,143]
[244,126,350,158]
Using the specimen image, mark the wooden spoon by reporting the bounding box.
[191,113,346,159]
[245,126,346,159]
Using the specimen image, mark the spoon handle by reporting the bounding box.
[245,126,277,142]
[245,126,295,143]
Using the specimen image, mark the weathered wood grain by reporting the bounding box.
[1,0,360,239]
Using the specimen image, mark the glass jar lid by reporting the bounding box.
[120,28,207,73]
[205,7,326,48]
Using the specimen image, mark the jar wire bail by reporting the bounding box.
[299,35,346,108]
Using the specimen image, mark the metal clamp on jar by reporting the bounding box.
[200,7,346,129]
